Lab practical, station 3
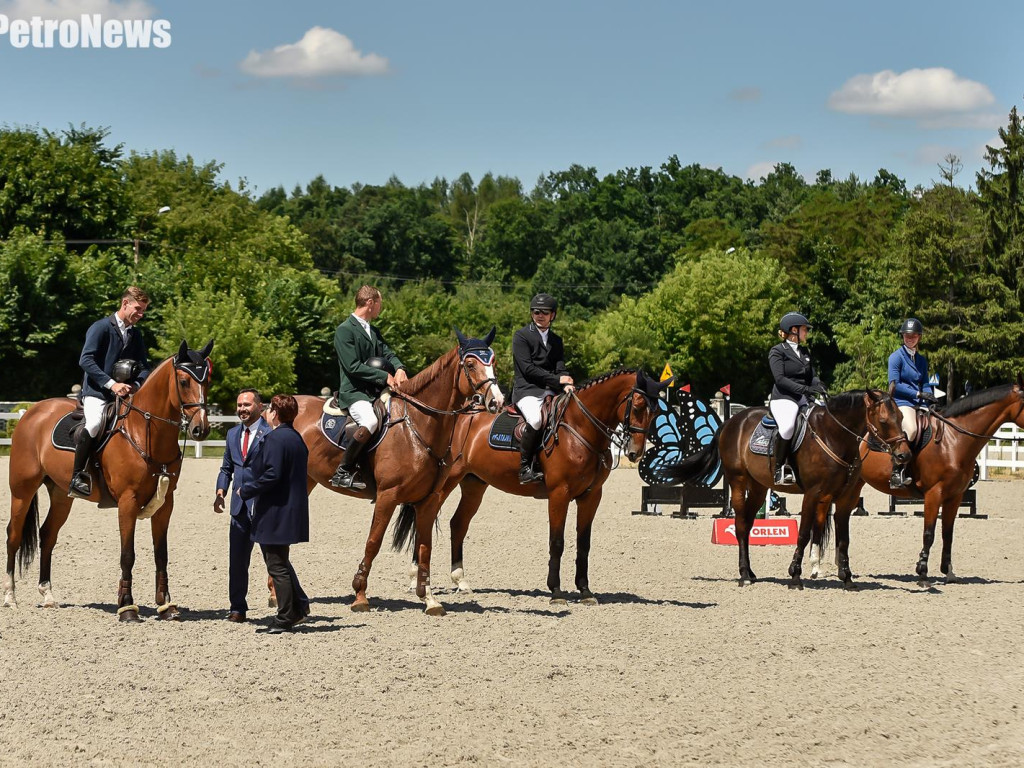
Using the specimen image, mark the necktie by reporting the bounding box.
[242,428,250,459]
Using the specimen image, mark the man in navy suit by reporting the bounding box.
[214,388,272,622]
[238,394,311,634]
[70,286,151,498]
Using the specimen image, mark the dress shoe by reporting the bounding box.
[264,622,291,635]
[226,611,246,623]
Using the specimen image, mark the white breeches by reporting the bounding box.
[82,396,107,438]
[348,399,379,433]
[517,394,554,431]
[899,405,918,442]
[769,398,801,440]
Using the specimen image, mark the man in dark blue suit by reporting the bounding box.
[214,388,272,622]
[238,394,311,634]
[70,286,151,498]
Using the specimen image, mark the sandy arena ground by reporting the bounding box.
[1,456,1022,767]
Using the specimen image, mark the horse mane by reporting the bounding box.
[939,384,1013,418]
[403,347,458,396]
[577,368,638,392]
[823,390,868,412]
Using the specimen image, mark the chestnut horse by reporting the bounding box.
[813,377,1024,586]
[392,369,671,612]
[667,390,910,589]
[291,328,503,615]
[4,340,213,620]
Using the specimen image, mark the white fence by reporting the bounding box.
[3,410,1024,473]
[0,411,236,458]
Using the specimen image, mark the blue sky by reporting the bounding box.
[0,0,1020,197]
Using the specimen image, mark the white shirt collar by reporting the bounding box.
[114,313,130,341]
[352,313,372,337]
[785,340,799,353]
[904,345,916,359]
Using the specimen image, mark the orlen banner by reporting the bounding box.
[712,518,798,546]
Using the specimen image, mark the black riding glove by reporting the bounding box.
[918,391,937,405]
[808,383,828,397]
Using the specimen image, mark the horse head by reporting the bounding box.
[454,326,503,413]
[619,370,673,462]
[173,339,214,440]
[864,389,911,466]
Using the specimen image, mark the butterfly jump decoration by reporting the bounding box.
[637,387,723,487]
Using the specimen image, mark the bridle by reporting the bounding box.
[556,382,653,461]
[806,392,908,473]
[115,357,211,471]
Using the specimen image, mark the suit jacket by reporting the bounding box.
[215,417,271,518]
[512,323,569,400]
[79,313,150,400]
[888,346,931,407]
[238,423,310,546]
[334,315,405,409]
[769,342,821,402]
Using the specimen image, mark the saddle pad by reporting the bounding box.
[318,409,389,452]
[748,412,808,456]
[487,411,523,451]
[50,410,116,452]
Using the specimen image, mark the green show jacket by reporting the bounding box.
[333,315,406,409]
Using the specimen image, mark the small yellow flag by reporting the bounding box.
[660,363,674,384]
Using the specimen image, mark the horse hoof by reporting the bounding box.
[737,578,753,587]
[118,610,142,623]
[788,581,804,591]
[425,604,446,617]
[350,598,370,613]
[455,584,473,594]
[917,579,932,589]
[550,597,568,606]
[157,606,181,620]
[41,599,58,608]
[843,581,859,592]
[945,574,959,584]
[580,596,599,606]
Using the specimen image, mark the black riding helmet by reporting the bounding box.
[112,359,141,383]
[365,356,396,375]
[530,293,558,313]
[779,312,811,334]
[898,318,923,335]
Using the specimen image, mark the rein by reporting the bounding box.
[555,387,648,462]
[927,400,1024,441]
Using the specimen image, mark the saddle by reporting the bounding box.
[487,395,561,452]
[50,399,120,453]
[867,409,933,454]
[748,407,811,457]
[319,391,392,451]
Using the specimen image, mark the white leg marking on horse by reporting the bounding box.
[407,563,418,592]
[3,571,16,609]
[809,544,821,579]
[38,581,58,608]
[451,567,472,593]
[423,584,445,616]
[138,475,170,520]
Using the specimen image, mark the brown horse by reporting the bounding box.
[391,369,670,612]
[668,390,910,589]
[813,377,1024,586]
[291,328,503,615]
[4,340,213,620]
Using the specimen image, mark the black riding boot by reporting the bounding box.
[518,425,544,484]
[330,427,372,490]
[773,436,795,486]
[68,429,96,498]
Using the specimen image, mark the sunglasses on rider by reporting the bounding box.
[531,309,552,316]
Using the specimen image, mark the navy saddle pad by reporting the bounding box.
[748,411,809,456]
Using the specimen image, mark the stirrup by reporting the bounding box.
[519,465,544,484]
[68,472,92,499]
[774,465,795,486]
[330,467,366,491]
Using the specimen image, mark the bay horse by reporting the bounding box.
[4,340,213,621]
[291,328,503,615]
[668,390,910,589]
[391,369,670,613]
[815,377,1024,586]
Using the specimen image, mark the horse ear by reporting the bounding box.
[1017,372,1023,389]
[484,326,496,346]
[867,389,882,403]
[176,340,188,363]
[659,376,675,391]
[453,326,468,347]
[199,339,214,358]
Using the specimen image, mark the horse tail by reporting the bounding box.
[664,434,722,486]
[814,506,833,553]
[17,494,40,575]
[391,503,417,552]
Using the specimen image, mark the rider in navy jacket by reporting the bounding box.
[887,317,936,488]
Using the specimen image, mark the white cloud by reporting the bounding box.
[828,67,994,117]
[745,161,778,182]
[763,135,802,150]
[729,86,761,102]
[0,0,155,20]
[240,27,389,79]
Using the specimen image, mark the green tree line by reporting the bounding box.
[2,103,1022,408]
